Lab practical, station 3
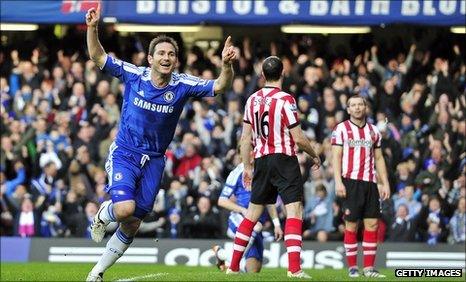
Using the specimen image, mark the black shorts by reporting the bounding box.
[250,154,303,205]
[341,178,381,222]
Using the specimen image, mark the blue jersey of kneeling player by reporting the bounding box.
[220,163,252,210]
[219,163,268,223]
[102,55,215,156]
[220,163,268,261]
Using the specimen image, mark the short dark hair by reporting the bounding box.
[148,35,179,57]
[347,94,366,107]
[262,56,283,82]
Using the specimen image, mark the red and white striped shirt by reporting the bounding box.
[243,87,299,159]
[331,120,382,183]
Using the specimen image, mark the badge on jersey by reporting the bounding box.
[163,91,174,102]
[114,172,123,181]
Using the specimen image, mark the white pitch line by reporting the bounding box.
[114,272,169,282]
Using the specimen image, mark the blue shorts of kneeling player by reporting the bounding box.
[227,212,265,262]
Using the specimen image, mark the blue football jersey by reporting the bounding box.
[220,163,251,208]
[220,164,270,223]
[102,55,215,156]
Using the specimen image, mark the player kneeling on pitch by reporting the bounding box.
[213,150,283,273]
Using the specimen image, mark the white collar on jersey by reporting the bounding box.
[142,70,173,89]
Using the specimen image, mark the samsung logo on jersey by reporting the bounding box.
[347,139,372,148]
[134,97,174,113]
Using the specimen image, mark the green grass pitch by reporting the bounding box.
[0,263,463,281]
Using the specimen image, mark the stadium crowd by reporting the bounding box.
[0,26,464,245]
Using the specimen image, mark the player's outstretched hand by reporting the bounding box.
[274,226,284,242]
[336,181,346,198]
[221,36,237,66]
[311,156,321,170]
[242,166,252,191]
[379,183,390,201]
[86,3,100,27]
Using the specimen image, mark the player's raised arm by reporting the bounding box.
[86,3,106,68]
[214,36,237,95]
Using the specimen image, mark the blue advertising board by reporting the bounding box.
[0,237,31,262]
[1,1,465,25]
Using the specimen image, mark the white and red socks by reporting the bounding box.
[344,229,358,270]
[362,229,378,270]
[284,218,303,274]
[229,218,256,272]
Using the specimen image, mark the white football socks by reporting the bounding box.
[91,228,132,275]
[98,200,116,224]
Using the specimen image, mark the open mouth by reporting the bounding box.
[160,62,171,68]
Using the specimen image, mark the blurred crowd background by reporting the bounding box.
[0,25,464,246]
